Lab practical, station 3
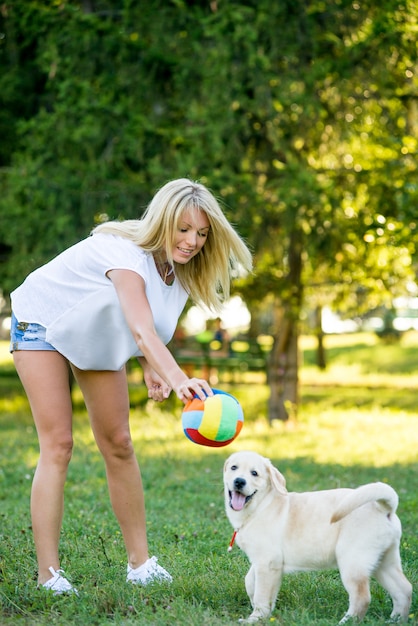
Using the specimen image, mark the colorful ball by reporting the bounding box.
[182,388,244,447]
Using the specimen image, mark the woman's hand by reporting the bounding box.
[143,368,172,402]
[144,371,212,404]
[174,378,213,404]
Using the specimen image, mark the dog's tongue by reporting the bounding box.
[231,491,246,511]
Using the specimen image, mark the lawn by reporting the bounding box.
[0,333,417,625]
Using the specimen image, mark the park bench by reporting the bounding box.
[172,334,272,380]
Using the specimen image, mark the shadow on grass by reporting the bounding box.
[301,385,418,412]
[303,340,418,376]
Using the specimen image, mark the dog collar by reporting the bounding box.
[228,530,238,552]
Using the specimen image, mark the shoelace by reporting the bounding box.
[44,567,77,594]
[147,556,159,572]
[147,557,171,579]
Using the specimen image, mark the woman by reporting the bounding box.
[10,178,253,594]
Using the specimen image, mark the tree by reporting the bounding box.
[192,0,418,420]
[0,0,416,422]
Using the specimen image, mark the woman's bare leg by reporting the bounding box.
[13,351,73,584]
[71,366,149,569]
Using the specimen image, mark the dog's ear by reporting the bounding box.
[267,460,287,495]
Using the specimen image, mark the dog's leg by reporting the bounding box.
[240,563,282,623]
[338,568,371,624]
[374,549,412,622]
[245,565,256,608]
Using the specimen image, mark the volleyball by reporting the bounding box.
[182,389,244,447]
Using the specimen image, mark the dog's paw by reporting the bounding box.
[338,615,361,625]
[238,614,266,623]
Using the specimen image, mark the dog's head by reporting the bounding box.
[224,451,287,517]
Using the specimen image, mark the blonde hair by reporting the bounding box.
[92,178,253,312]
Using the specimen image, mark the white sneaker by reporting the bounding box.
[42,566,78,595]
[126,556,172,584]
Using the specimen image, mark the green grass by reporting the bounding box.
[0,334,417,625]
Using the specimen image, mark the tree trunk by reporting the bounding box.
[315,305,326,370]
[267,316,299,421]
[267,227,303,422]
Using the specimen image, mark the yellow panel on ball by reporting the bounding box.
[199,394,223,439]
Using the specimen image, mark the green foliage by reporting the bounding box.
[0,0,417,301]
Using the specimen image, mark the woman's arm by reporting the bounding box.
[108,268,211,403]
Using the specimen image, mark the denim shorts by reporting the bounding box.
[10,312,57,353]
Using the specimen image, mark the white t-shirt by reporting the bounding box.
[11,234,189,370]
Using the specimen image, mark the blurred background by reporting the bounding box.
[0,0,417,421]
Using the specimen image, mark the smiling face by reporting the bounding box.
[170,208,210,264]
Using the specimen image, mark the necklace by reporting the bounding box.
[161,263,173,283]
[155,256,174,284]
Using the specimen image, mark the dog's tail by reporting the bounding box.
[330,482,398,524]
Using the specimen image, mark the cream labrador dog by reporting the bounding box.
[224,451,412,624]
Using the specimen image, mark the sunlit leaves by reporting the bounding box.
[0,0,416,314]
